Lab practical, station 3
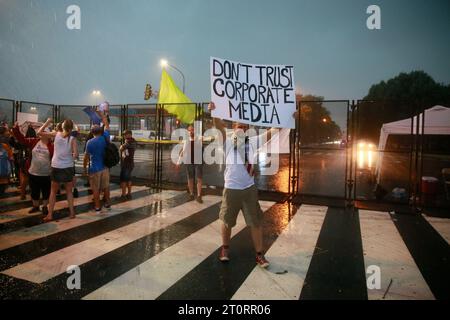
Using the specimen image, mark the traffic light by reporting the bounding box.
[144,84,152,100]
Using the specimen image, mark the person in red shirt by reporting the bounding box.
[12,122,54,214]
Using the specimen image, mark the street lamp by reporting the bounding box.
[160,59,185,93]
[92,90,101,104]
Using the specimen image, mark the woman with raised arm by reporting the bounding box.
[12,121,54,215]
[38,118,78,222]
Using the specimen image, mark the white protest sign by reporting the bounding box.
[17,112,38,125]
[210,57,296,129]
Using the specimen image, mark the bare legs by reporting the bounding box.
[120,181,132,197]
[44,180,75,222]
[221,223,263,253]
[221,223,232,247]
[65,180,75,218]
[44,181,58,221]
[19,171,28,200]
[103,187,110,206]
[188,178,202,198]
[92,186,101,210]
[120,182,127,197]
[197,178,202,198]
[187,178,194,196]
[250,226,263,253]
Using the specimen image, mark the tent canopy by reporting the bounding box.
[378,105,450,151]
[376,105,450,183]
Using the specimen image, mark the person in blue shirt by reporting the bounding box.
[83,113,111,212]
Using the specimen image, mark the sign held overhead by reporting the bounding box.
[210,57,296,128]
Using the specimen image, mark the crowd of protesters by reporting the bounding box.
[0,102,137,223]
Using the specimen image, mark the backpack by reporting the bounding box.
[0,144,11,178]
[103,136,120,168]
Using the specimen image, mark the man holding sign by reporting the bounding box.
[209,57,298,269]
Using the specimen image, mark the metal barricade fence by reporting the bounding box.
[0,98,448,211]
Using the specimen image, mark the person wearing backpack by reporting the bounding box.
[206,102,299,269]
[83,113,114,213]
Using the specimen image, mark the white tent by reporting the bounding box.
[378,105,450,151]
[376,105,450,180]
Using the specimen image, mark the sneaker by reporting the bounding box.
[42,206,48,216]
[256,254,270,268]
[126,194,132,200]
[218,246,230,262]
[120,195,127,201]
[28,207,40,214]
[196,196,203,204]
[189,194,195,201]
[94,207,102,213]
[104,203,111,210]
[73,188,79,198]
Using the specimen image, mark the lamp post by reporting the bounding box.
[160,59,185,93]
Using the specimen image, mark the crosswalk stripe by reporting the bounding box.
[0,187,447,301]
[156,203,289,300]
[0,184,138,227]
[0,184,91,212]
[359,210,434,300]
[423,215,450,245]
[299,207,368,299]
[392,213,450,299]
[0,188,21,199]
[1,195,223,284]
[84,201,274,300]
[0,188,181,253]
[232,204,327,300]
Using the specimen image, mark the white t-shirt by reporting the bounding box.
[51,132,74,169]
[29,141,51,176]
[223,136,257,190]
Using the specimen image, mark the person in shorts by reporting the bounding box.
[119,130,136,200]
[12,121,54,215]
[83,113,111,212]
[70,124,80,198]
[208,102,297,268]
[176,125,204,203]
[37,118,78,222]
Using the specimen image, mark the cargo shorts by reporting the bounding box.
[89,168,110,192]
[219,184,263,228]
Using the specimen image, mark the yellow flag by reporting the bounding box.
[157,69,197,124]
